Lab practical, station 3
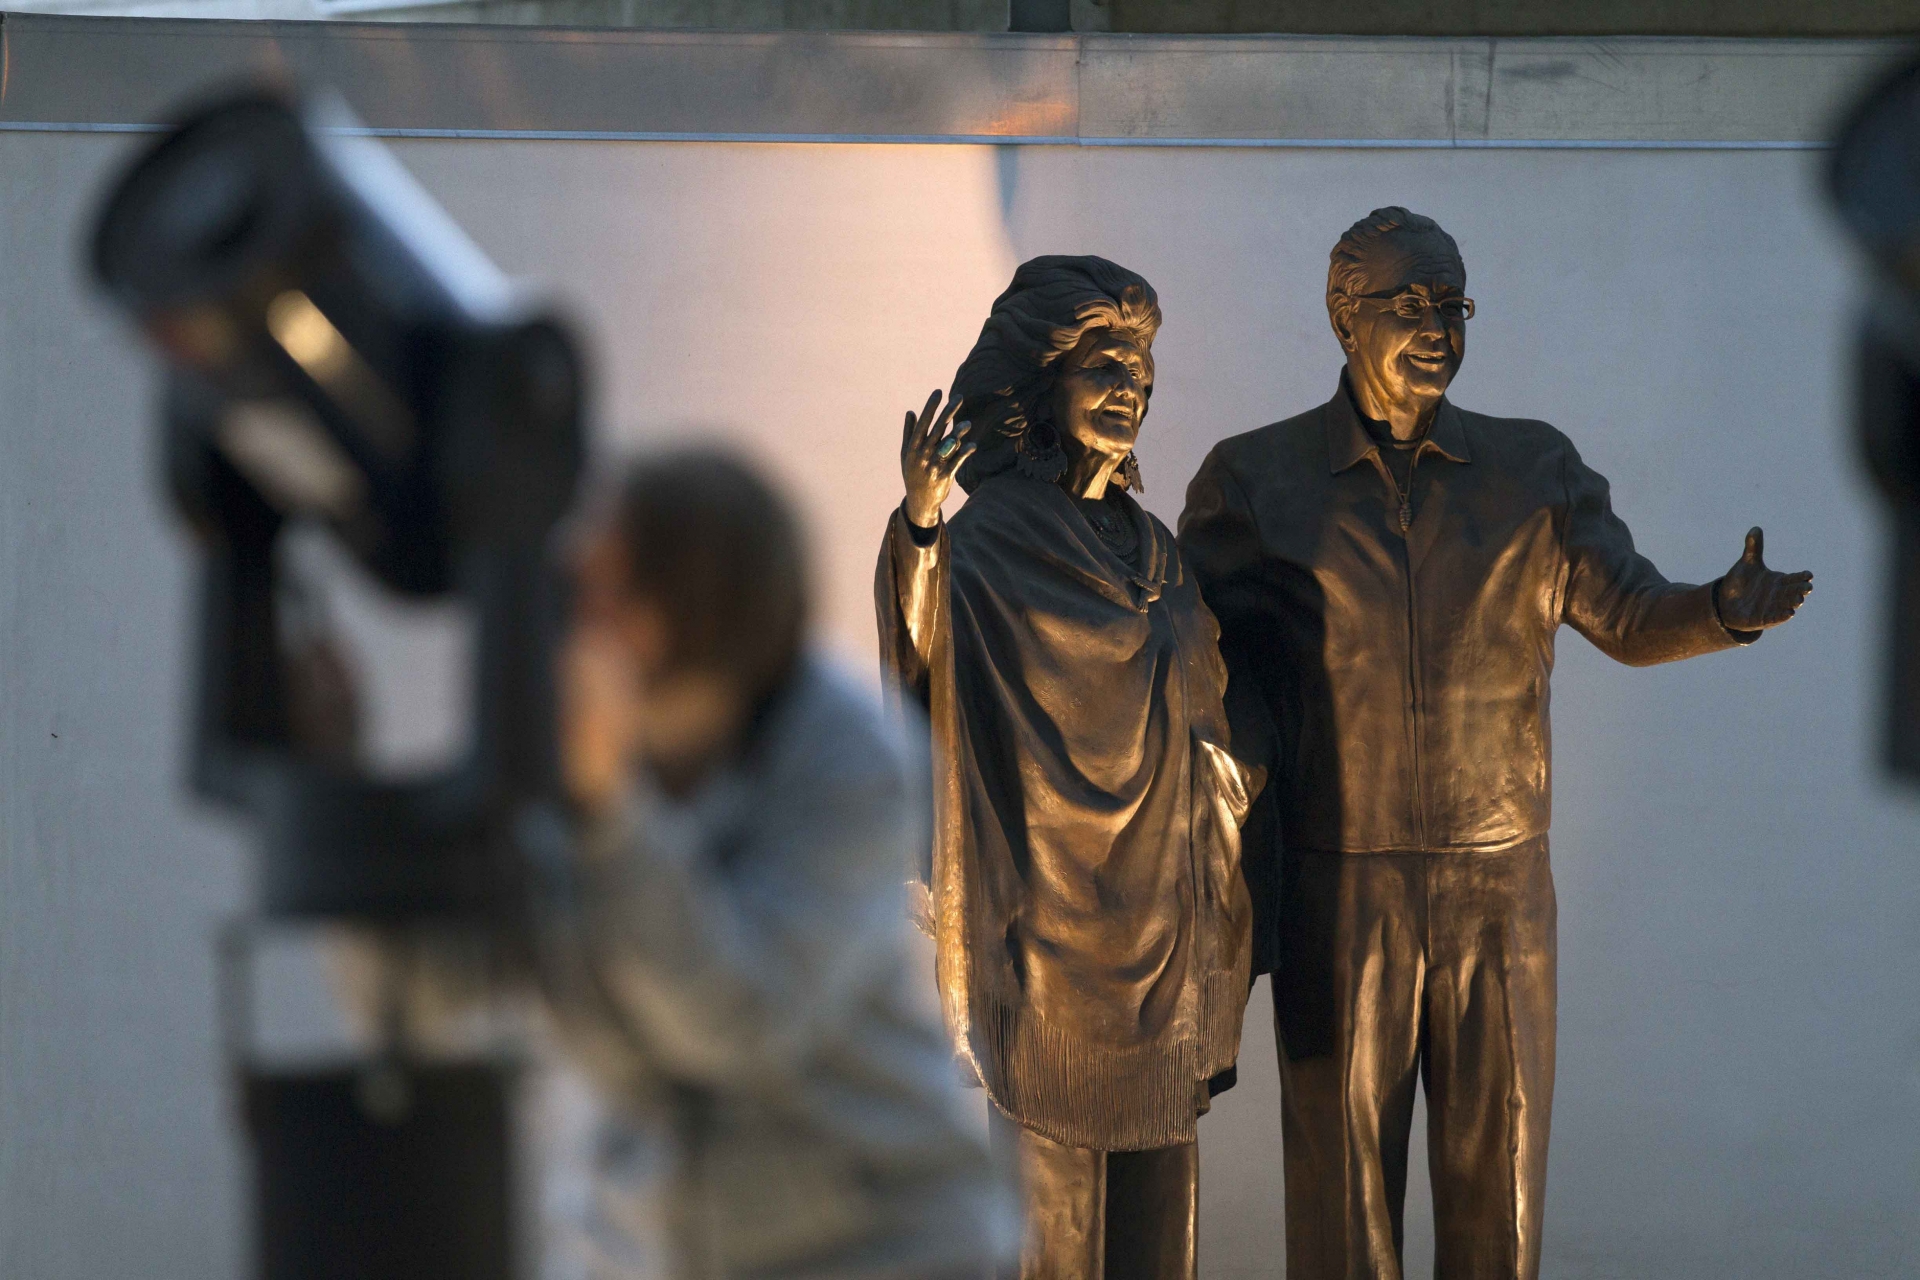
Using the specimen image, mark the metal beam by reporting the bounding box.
[0,14,1905,145]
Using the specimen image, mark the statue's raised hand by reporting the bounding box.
[1715,527,1813,632]
[901,390,976,529]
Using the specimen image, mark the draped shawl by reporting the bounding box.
[876,473,1255,1151]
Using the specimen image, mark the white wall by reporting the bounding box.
[4,126,1916,1279]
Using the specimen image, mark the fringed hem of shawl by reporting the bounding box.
[965,965,1252,1151]
[1200,968,1249,1080]
[972,994,1208,1153]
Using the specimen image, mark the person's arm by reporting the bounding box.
[876,389,975,706]
[877,507,946,703]
[1178,447,1266,628]
[1179,449,1285,979]
[564,717,918,1096]
[1179,449,1281,772]
[1560,440,1754,666]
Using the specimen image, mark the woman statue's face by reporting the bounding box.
[1051,327,1154,464]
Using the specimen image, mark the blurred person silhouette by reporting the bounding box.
[534,447,1014,1280]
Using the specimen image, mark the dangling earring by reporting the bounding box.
[1015,418,1068,483]
[1118,451,1146,494]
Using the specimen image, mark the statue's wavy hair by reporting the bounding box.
[1326,206,1462,316]
[952,255,1161,495]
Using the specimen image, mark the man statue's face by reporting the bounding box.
[1331,232,1468,414]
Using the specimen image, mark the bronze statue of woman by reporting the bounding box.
[876,255,1256,1280]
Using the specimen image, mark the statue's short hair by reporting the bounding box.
[952,254,1160,494]
[1326,206,1463,311]
[614,447,807,701]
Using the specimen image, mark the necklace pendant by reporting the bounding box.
[1398,500,1412,532]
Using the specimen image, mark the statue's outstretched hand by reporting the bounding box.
[901,390,976,529]
[1714,527,1813,632]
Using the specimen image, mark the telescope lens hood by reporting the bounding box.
[93,90,325,316]
[1833,58,1920,291]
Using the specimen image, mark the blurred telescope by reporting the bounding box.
[1832,52,1920,784]
[91,87,585,1279]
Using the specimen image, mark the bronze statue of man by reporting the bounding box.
[1177,207,1812,1280]
[878,256,1257,1280]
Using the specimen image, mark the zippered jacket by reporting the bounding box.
[1178,377,1754,966]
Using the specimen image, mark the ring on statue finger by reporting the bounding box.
[937,437,959,458]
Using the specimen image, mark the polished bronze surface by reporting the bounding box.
[989,1110,1198,1280]
[879,256,1255,1277]
[1274,842,1555,1280]
[1177,208,1810,1280]
[1181,371,1776,862]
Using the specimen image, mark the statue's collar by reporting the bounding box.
[1324,371,1472,474]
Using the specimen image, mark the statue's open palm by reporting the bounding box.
[1716,527,1813,631]
[901,390,977,529]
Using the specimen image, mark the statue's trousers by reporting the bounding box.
[988,1109,1197,1280]
[1272,839,1557,1280]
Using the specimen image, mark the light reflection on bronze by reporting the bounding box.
[1178,206,1812,1280]
[879,256,1255,1280]
[989,1109,1197,1280]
